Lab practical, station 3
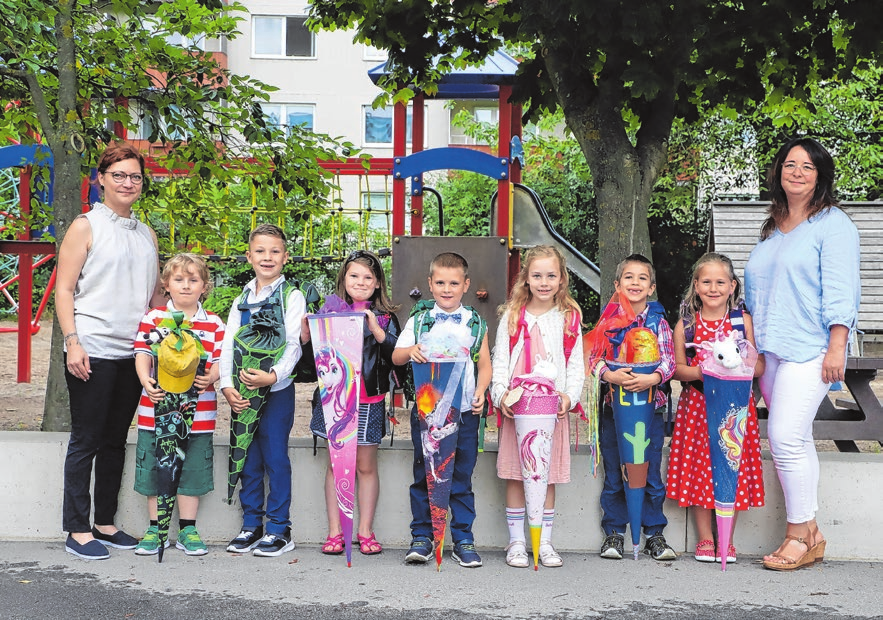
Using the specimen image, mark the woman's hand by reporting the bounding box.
[822,325,849,384]
[65,341,91,382]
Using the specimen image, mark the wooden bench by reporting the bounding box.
[712,201,883,450]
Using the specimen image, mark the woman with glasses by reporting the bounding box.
[744,137,860,571]
[56,141,162,560]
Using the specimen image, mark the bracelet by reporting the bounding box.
[64,332,79,345]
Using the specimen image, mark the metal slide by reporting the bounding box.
[491,183,601,292]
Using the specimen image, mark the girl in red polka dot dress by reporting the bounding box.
[666,253,765,564]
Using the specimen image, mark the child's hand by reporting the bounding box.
[300,316,311,344]
[363,309,386,342]
[239,367,277,390]
[471,390,485,415]
[193,372,211,394]
[500,390,515,419]
[142,377,165,404]
[557,393,571,419]
[406,344,427,364]
[622,371,660,393]
[222,387,250,414]
[602,367,633,386]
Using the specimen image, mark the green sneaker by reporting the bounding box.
[176,525,208,556]
[134,526,169,556]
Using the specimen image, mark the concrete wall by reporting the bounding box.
[2,431,881,560]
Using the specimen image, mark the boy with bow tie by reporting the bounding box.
[393,252,492,567]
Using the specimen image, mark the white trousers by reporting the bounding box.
[759,353,830,524]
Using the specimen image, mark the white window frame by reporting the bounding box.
[262,103,316,136]
[448,103,499,145]
[362,104,426,147]
[251,15,315,59]
[363,43,387,61]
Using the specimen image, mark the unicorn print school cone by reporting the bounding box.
[308,312,364,567]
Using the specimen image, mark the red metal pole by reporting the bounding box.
[392,100,407,236]
[410,93,425,236]
[17,167,33,383]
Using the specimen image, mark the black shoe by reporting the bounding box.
[253,528,295,557]
[91,527,138,549]
[226,527,264,553]
[405,537,433,564]
[600,532,624,560]
[65,535,110,560]
[644,534,677,561]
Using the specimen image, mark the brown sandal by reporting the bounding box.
[762,534,815,571]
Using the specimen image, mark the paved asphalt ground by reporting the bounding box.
[1,541,882,619]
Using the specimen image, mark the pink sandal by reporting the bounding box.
[321,533,344,555]
[357,532,383,555]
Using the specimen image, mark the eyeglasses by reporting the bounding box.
[782,162,816,174]
[105,171,144,184]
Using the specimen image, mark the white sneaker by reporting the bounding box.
[505,541,529,568]
[539,542,563,567]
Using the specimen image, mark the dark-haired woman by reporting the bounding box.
[745,137,860,571]
[56,142,162,559]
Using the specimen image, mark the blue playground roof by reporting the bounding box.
[368,50,519,100]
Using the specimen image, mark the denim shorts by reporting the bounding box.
[133,429,214,497]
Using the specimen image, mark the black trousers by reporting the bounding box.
[62,356,141,533]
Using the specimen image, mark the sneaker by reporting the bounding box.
[226,527,264,553]
[134,526,170,556]
[65,534,110,560]
[176,525,208,556]
[451,540,482,568]
[253,528,295,557]
[91,526,138,550]
[600,532,624,560]
[644,534,677,561]
[405,537,434,564]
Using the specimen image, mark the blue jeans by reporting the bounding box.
[599,403,668,537]
[409,406,480,544]
[239,384,295,535]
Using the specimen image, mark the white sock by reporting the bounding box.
[506,507,526,544]
[541,508,555,545]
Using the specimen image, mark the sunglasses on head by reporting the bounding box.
[345,250,378,266]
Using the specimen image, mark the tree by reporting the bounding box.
[1,0,350,429]
[308,0,883,300]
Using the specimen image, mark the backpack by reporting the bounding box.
[400,299,488,402]
[236,278,323,383]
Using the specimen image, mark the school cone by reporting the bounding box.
[308,312,364,567]
[607,360,660,559]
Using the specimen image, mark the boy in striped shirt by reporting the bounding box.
[132,253,225,556]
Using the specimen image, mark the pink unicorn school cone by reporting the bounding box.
[607,359,660,560]
[308,312,364,567]
[695,332,758,571]
[509,374,558,570]
[413,359,467,571]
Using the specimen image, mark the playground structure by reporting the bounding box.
[1,50,601,383]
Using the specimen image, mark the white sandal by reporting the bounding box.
[539,542,563,567]
[505,541,529,568]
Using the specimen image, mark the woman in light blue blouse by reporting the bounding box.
[745,137,860,571]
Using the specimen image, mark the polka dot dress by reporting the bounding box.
[666,313,765,510]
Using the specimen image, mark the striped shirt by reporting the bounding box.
[134,302,226,433]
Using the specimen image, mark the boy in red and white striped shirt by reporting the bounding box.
[132,253,225,556]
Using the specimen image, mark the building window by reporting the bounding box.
[363,105,426,146]
[252,16,314,58]
[363,44,387,61]
[449,103,499,145]
[263,103,315,135]
[361,192,392,230]
[166,32,206,50]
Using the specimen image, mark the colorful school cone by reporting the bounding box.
[227,309,287,503]
[308,312,364,567]
[608,359,660,560]
[509,374,558,570]
[696,332,758,571]
[413,359,467,571]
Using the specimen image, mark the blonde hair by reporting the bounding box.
[501,245,581,335]
[161,253,213,301]
[429,251,468,278]
[679,252,741,329]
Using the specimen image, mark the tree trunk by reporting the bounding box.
[41,1,80,432]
